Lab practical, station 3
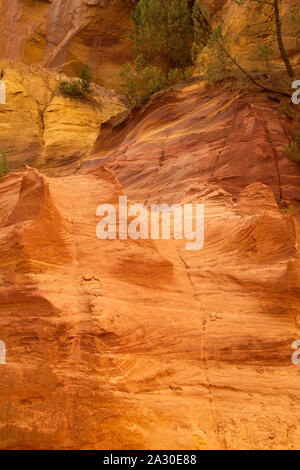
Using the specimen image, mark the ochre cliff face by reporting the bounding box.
[0,165,299,450]
[0,0,300,452]
[220,0,300,72]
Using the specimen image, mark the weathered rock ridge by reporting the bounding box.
[85,83,300,208]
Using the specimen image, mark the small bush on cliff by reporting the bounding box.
[285,142,300,163]
[191,1,211,62]
[120,64,167,106]
[192,2,233,86]
[0,151,9,177]
[255,44,274,75]
[281,204,295,214]
[192,1,292,97]
[197,24,231,87]
[285,125,300,163]
[59,65,93,98]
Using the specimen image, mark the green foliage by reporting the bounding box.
[59,80,83,96]
[59,64,93,98]
[0,151,9,177]
[199,24,231,87]
[192,2,231,86]
[281,204,295,214]
[290,5,300,25]
[79,64,93,94]
[234,0,295,78]
[131,0,193,74]
[256,44,274,71]
[167,67,192,85]
[285,141,300,163]
[122,0,196,105]
[120,63,167,106]
[255,44,276,85]
[191,0,211,63]
[285,125,300,163]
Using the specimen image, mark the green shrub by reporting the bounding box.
[199,24,231,87]
[285,125,300,163]
[121,0,199,105]
[59,64,93,98]
[120,63,167,107]
[281,205,295,214]
[167,67,192,85]
[255,44,274,74]
[0,151,9,177]
[131,0,193,74]
[285,141,300,163]
[191,1,211,63]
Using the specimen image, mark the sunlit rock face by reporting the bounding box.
[0,80,5,104]
[0,60,126,175]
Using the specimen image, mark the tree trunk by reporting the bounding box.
[274,0,294,77]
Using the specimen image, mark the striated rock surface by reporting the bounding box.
[0,163,299,450]
[85,83,300,207]
[0,60,126,175]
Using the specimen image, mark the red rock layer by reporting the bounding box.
[86,83,300,206]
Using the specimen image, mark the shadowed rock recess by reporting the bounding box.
[0,0,300,451]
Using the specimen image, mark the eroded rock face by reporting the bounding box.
[0,60,126,175]
[85,83,300,206]
[0,165,299,450]
[0,0,135,89]
[219,0,300,73]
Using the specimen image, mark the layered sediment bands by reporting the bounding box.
[0,166,299,449]
[0,61,126,175]
[85,83,300,206]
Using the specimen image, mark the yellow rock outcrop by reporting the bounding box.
[0,60,126,175]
